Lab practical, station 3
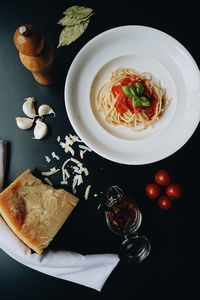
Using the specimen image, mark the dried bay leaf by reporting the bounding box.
[57,5,94,47]
[63,6,93,20]
[57,20,90,47]
[57,14,93,27]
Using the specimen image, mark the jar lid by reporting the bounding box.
[119,235,151,263]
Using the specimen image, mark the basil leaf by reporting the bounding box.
[132,97,143,107]
[135,82,144,96]
[132,96,151,107]
[129,87,138,97]
[140,96,151,106]
[122,86,133,98]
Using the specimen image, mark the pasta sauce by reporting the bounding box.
[112,75,158,117]
[97,67,170,131]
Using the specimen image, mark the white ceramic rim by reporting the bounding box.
[64,25,200,165]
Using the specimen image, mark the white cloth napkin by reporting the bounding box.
[0,141,119,291]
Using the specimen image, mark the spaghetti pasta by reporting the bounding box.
[97,67,170,131]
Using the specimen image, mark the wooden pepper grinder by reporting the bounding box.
[13,24,55,85]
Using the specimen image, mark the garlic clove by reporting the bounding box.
[16,117,34,130]
[33,119,48,140]
[38,104,56,117]
[22,97,37,118]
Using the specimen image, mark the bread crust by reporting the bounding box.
[0,169,79,254]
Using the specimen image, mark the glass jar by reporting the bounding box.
[103,186,151,263]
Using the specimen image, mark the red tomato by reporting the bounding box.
[155,170,171,186]
[126,99,142,113]
[112,85,124,98]
[166,184,182,199]
[120,77,134,86]
[114,98,121,110]
[113,85,128,113]
[120,76,140,86]
[144,98,158,120]
[117,104,128,114]
[134,106,142,114]
[158,196,172,210]
[126,98,134,112]
[146,183,161,199]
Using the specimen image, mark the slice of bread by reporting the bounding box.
[0,169,79,254]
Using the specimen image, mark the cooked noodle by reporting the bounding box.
[97,67,170,131]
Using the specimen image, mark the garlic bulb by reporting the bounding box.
[22,97,37,118]
[16,117,34,130]
[33,119,48,140]
[38,104,55,117]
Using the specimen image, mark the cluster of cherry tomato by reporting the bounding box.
[146,170,182,210]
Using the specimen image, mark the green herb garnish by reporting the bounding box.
[135,82,144,96]
[122,86,133,98]
[122,84,151,107]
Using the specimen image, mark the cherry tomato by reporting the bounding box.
[158,196,172,210]
[146,183,161,199]
[155,169,171,186]
[166,184,182,199]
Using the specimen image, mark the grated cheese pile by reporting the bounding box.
[41,134,94,200]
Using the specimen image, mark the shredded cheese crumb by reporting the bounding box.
[79,149,85,159]
[45,155,51,163]
[69,134,82,143]
[60,142,75,156]
[60,181,68,185]
[79,145,92,152]
[84,185,91,200]
[42,167,60,176]
[42,133,94,199]
[43,177,53,186]
[52,151,60,160]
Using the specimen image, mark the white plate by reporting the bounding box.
[64,26,200,165]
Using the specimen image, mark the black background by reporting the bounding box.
[0,0,199,299]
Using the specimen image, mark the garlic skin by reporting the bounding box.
[33,119,48,140]
[22,97,37,118]
[38,104,55,117]
[16,117,34,130]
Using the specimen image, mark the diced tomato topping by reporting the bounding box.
[127,98,134,112]
[112,78,157,116]
[114,97,128,113]
[117,104,128,114]
[114,98,121,110]
[152,98,158,108]
[113,85,128,113]
[143,98,157,119]
[120,75,143,87]
[121,77,135,86]
[112,85,124,98]
[134,106,142,114]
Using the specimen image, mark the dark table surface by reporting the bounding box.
[0,0,199,299]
